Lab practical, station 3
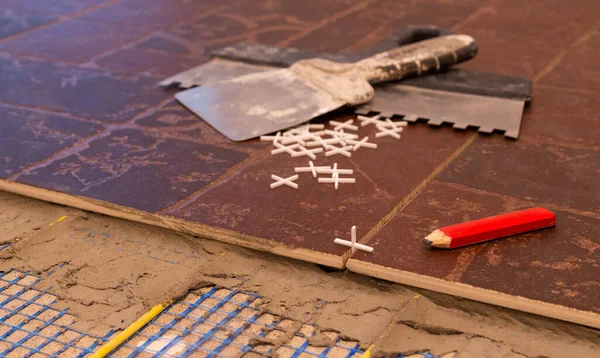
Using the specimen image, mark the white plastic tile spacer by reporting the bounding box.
[271,142,300,155]
[347,136,377,151]
[333,225,373,253]
[378,119,408,128]
[332,162,339,189]
[329,119,358,131]
[357,114,382,127]
[318,178,356,184]
[308,130,327,137]
[273,131,281,144]
[304,124,325,130]
[317,168,353,175]
[375,126,402,139]
[295,161,330,178]
[260,131,282,142]
[306,137,340,148]
[280,134,309,146]
[316,168,353,175]
[270,174,299,189]
[325,145,353,158]
[290,146,323,160]
[324,130,359,139]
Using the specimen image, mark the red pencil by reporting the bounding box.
[423,207,556,249]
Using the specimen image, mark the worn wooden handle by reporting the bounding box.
[355,34,478,84]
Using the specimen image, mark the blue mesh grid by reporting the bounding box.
[0,269,446,358]
[111,286,366,358]
[0,270,113,357]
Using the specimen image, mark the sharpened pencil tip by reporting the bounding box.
[423,237,432,246]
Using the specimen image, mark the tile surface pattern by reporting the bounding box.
[0,0,599,326]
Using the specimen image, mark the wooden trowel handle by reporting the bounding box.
[356,34,477,84]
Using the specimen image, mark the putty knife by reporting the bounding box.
[175,34,477,141]
[160,26,454,89]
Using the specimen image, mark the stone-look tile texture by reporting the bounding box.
[0,106,103,177]
[0,55,168,122]
[17,128,248,213]
[0,0,599,326]
[0,0,111,15]
[0,7,56,40]
[347,0,600,327]
[168,122,472,256]
[350,180,600,314]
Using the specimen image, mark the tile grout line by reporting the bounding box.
[437,180,600,221]
[6,94,176,181]
[0,50,83,67]
[0,0,127,44]
[338,0,505,264]
[341,33,600,304]
[343,4,599,266]
[532,20,600,83]
[452,0,507,31]
[342,132,478,265]
[78,0,245,67]
[535,83,599,96]
[275,0,377,48]
[516,133,600,151]
[156,152,270,216]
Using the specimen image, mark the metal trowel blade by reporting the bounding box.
[175,69,345,141]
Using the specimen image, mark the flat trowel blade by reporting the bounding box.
[159,59,271,88]
[175,69,345,141]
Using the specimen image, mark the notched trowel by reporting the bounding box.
[175,34,478,141]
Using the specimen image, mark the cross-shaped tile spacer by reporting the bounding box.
[270,174,299,189]
[348,136,377,151]
[325,145,353,158]
[357,114,382,127]
[295,161,330,177]
[375,126,403,139]
[334,226,373,254]
[330,119,358,131]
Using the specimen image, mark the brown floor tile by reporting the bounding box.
[0,0,110,15]
[134,100,204,131]
[136,35,195,55]
[17,128,249,213]
[0,8,56,40]
[437,135,600,214]
[223,0,361,26]
[94,32,211,76]
[133,100,268,150]
[168,120,472,255]
[96,46,208,77]
[80,0,224,31]
[0,18,148,62]
[163,11,306,56]
[456,41,553,78]
[0,106,103,178]
[519,86,600,147]
[457,0,599,77]
[0,0,598,328]
[538,32,600,94]
[349,180,600,314]
[288,0,481,52]
[0,55,168,122]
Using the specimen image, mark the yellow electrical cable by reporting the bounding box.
[90,298,173,358]
[361,344,374,358]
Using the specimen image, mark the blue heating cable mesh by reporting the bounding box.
[0,268,446,358]
[112,286,367,358]
[0,270,113,357]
